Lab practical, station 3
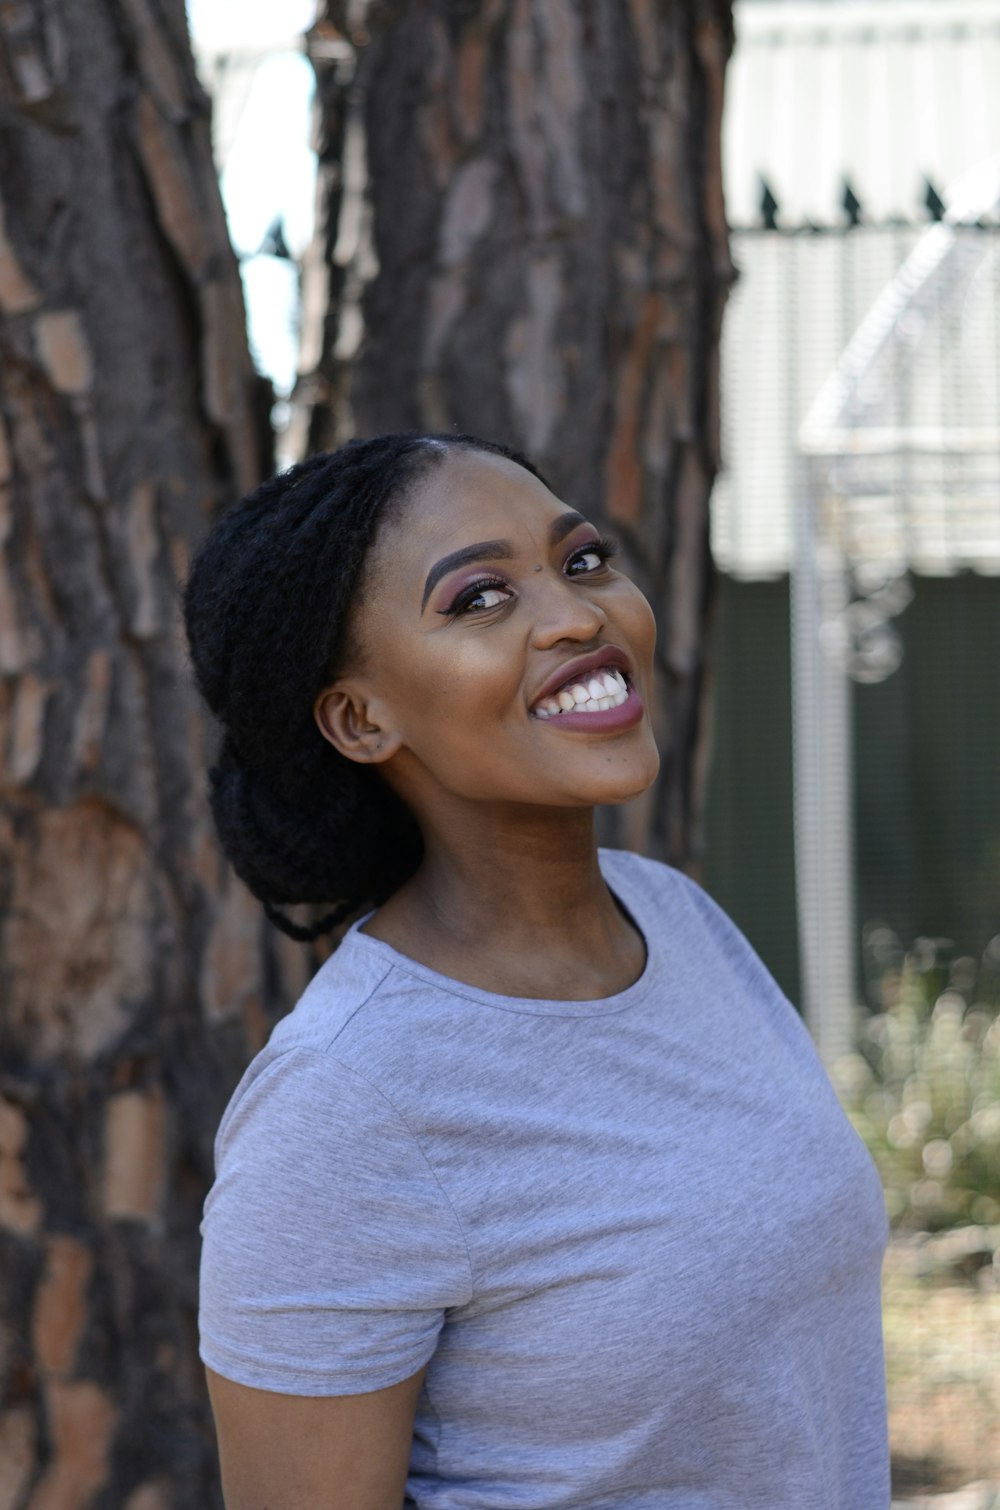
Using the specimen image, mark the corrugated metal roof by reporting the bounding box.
[724,0,1000,228]
[711,222,1000,578]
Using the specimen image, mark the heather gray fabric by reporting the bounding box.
[199,850,890,1509]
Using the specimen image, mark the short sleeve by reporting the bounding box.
[198,1047,474,1395]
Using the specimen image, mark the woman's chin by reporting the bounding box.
[584,750,661,808]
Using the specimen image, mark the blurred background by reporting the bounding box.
[0,0,997,1503]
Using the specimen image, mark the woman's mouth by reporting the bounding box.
[532,668,629,718]
[530,668,644,732]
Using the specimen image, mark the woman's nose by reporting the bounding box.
[528,573,608,649]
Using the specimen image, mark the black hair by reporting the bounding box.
[182,432,543,941]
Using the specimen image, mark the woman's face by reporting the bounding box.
[318,447,660,816]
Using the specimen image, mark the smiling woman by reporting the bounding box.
[183,433,892,1510]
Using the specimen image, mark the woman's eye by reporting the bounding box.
[440,579,513,616]
[466,586,510,612]
[567,537,618,575]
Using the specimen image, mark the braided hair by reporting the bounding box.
[182,432,542,941]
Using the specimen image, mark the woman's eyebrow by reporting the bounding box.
[549,509,587,543]
[421,539,513,610]
[420,511,588,611]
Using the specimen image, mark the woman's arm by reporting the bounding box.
[206,1365,427,1510]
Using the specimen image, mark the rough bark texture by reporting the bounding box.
[0,4,308,1504]
[298,0,734,864]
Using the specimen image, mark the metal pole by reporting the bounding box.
[791,451,858,1066]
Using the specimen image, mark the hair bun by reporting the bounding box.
[208,740,421,927]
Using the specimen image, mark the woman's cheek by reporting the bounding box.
[615,580,657,660]
[423,637,524,719]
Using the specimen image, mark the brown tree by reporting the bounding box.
[0,0,733,1502]
[0,4,308,1504]
[298,0,734,864]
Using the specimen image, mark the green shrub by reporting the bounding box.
[834,929,1000,1231]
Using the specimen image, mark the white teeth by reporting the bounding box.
[533,667,631,719]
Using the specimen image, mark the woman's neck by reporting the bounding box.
[362,805,646,1001]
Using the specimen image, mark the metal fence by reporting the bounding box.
[705,193,1000,1501]
[708,197,1000,1056]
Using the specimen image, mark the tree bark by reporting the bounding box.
[297,0,734,866]
[0,4,305,1504]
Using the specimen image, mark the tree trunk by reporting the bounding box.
[0,5,306,1504]
[297,0,734,867]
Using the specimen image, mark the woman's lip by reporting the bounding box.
[532,684,645,734]
[529,645,632,709]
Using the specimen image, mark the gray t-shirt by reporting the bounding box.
[199,850,890,1509]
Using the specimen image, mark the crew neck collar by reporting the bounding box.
[340,849,655,1018]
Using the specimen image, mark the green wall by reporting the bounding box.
[703,577,801,1005]
[703,572,1000,1013]
[856,574,1000,963]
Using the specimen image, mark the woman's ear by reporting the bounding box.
[313,684,400,765]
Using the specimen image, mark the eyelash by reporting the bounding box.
[440,536,619,618]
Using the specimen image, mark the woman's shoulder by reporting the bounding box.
[597,846,707,916]
[598,846,742,976]
[599,846,811,1038]
[266,923,398,1058]
[222,919,486,1140]
[599,846,754,938]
